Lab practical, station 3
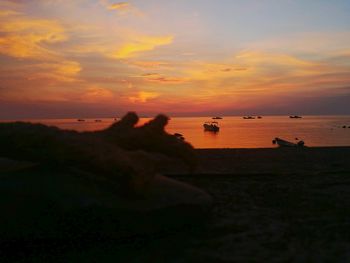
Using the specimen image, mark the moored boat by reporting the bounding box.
[203,121,220,132]
[272,137,305,147]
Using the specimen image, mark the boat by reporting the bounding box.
[212,117,223,120]
[289,115,302,119]
[272,137,305,147]
[243,116,255,119]
[203,121,220,132]
[257,116,262,119]
[77,119,85,122]
[95,119,102,122]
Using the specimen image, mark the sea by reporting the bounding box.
[5,115,350,148]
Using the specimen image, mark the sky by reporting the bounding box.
[0,0,350,119]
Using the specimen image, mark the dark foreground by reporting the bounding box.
[1,147,350,262]
[169,147,350,262]
[169,171,350,262]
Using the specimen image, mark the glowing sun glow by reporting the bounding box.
[0,0,349,118]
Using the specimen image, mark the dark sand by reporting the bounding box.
[199,146,350,174]
[168,146,350,176]
[125,147,350,262]
[166,147,350,262]
[2,147,350,262]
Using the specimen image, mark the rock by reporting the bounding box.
[0,157,36,172]
[0,112,211,245]
[0,163,212,241]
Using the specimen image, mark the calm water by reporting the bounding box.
[3,116,350,148]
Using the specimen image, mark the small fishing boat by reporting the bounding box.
[203,121,220,132]
[243,116,255,119]
[212,117,223,120]
[77,119,85,122]
[289,115,302,119]
[272,137,305,147]
[95,119,102,122]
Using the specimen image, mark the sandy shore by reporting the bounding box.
[194,146,350,175]
[163,146,350,262]
[160,146,350,176]
[1,147,350,262]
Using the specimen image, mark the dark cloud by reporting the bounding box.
[141,73,159,77]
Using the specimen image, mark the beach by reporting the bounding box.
[193,146,350,175]
[167,147,350,262]
[2,146,350,262]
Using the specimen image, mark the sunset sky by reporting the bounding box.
[0,0,350,118]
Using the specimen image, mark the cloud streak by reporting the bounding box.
[129,91,160,103]
[0,13,67,59]
[100,1,144,16]
[108,2,129,10]
[113,35,174,59]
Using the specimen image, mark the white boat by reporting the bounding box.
[272,137,305,147]
[203,121,220,132]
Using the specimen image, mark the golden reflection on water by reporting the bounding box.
[4,116,350,148]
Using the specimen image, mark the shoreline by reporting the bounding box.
[2,146,349,176]
[196,145,350,149]
[162,146,350,176]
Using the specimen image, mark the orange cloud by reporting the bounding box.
[235,50,313,67]
[0,10,20,17]
[100,0,143,16]
[129,91,160,103]
[80,86,115,103]
[125,60,169,69]
[185,61,253,81]
[29,61,82,82]
[0,14,67,60]
[158,49,349,109]
[108,2,129,10]
[55,61,81,76]
[182,50,320,86]
[142,74,188,84]
[68,32,173,60]
[248,32,350,55]
[113,35,173,59]
[0,11,84,84]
